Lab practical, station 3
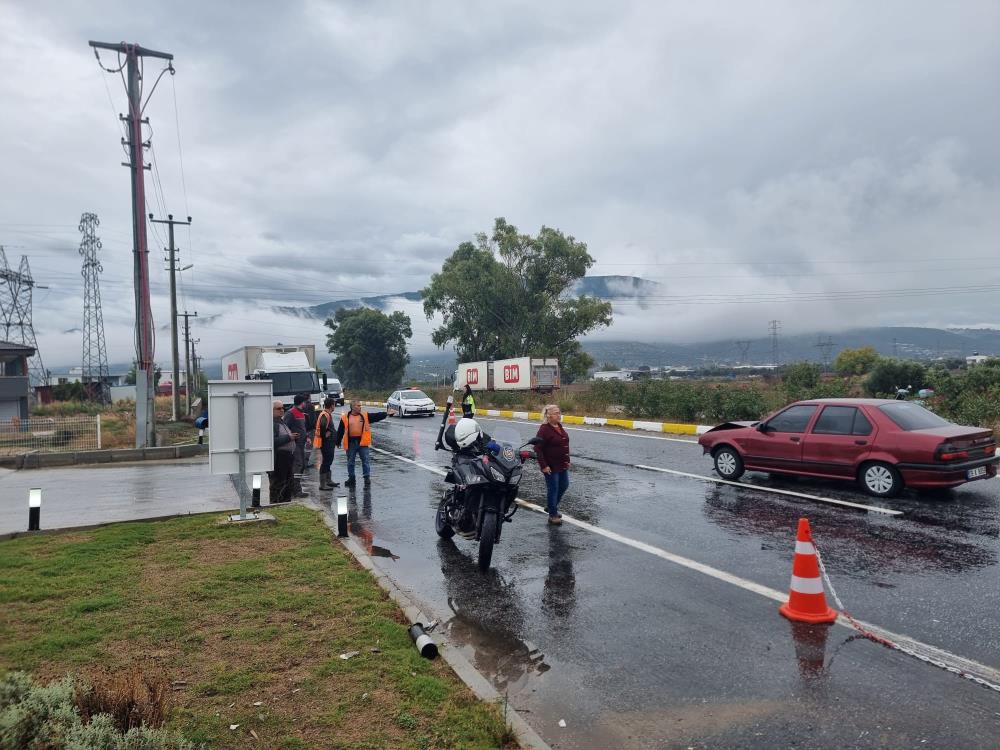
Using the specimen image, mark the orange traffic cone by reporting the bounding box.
[447,410,457,426]
[779,518,837,624]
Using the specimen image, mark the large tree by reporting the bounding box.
[325,307,412,389]
[421,218,612,382]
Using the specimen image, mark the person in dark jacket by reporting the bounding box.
[534,404,570,524]
[270,400,298,503]
[334,399,388,487]
[283,394,309,497]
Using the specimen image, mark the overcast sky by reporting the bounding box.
[2,1,999,370]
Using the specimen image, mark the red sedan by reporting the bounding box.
[697,399,997,497]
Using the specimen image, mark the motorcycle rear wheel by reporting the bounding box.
[477,512,497,571]
[435,495,455,538]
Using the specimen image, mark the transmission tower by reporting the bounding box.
[768,320,781,367]
[0,246,46,386]
[79,213,111,403]
[734,340,752,365]
[815,335,834,370]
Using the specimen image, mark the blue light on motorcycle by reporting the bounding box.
[486,441,501,453]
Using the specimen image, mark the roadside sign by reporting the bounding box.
[207,380,274,476]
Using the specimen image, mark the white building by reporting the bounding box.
[966,354,996,366]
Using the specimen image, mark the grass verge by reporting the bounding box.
[0,506,517,749]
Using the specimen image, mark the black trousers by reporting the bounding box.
[319,443,335,473]
[269,449,295,502]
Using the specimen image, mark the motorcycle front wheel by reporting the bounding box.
[477,512,497,571]
[435,494,455,538]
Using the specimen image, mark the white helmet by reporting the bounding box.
[454,417,482,449]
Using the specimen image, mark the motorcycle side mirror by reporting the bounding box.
[526,437,543,446]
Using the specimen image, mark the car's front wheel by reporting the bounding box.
[859,462,903,497]
[713,446,745,480]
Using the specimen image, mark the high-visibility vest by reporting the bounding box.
[313,410,334,449]
[340,411,371,449]
[462,393,476,415]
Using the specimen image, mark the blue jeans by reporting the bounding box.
[544,470,569,517]
[346,441,371,480]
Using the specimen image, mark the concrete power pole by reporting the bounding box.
[150,213,192,421]
[178,311,197,414]
[89,39,174,447]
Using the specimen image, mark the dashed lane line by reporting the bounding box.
[370,446,1000,689]
[634,464,903,516]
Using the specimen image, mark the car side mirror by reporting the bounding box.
[755,422,767,432]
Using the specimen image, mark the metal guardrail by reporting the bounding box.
[0,415,101,455]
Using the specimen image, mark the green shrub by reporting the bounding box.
[0,672,196,750]
[865,359,929,397]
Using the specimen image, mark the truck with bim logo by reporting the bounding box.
[453,357,559,392]
[221,344,328,408]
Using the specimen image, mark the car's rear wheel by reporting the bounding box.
[713,446,745,480]
[860,462,902,497]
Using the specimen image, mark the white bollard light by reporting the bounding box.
[251,474,262,508]
[337,496,348,537]
[28,488,41,531]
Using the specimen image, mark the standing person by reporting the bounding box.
[270,400,297,503]
[335,399,388,487]
[461,384,476,418]
[534,404,570,525]
[302,399,318,474]
[283,394,309,497]
[313,397,340,491]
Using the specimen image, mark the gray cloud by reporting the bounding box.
[1,0,998,368]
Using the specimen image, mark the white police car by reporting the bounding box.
[386,388,437,417]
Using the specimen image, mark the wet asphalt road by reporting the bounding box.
[328,409,1000,749]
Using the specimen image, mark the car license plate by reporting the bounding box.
[967,466,987,479]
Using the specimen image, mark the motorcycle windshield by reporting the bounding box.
[490,425,521,448]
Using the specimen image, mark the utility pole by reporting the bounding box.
[815,336,834,371]
[78,214,111,403]
[89,39,174,446]
[769,320,781,367]
[0,247,47,386]
[734,340,751,365]
[150,213,192,421]
[177,311,197,414]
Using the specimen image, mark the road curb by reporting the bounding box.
[359,400,710,436]
[0,444,208,470]
[302,496,552,750]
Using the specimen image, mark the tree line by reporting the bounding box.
[326,217,612,389]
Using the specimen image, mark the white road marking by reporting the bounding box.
[634,464,903,515]
[371,444,1000,688]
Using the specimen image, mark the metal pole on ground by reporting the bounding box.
[236,391,248,520]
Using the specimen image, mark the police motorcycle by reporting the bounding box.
[434,396,540,571]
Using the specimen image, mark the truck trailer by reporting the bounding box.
[453,357,559,392]
[221,345,328,407]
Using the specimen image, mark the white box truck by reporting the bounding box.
[454,357,559,392]
[221,345,328,407]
